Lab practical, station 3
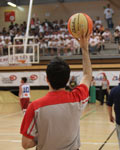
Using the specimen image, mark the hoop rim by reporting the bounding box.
[17,59,26,64]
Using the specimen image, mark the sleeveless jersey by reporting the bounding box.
[102,80,109,90]
[21,84,30,98]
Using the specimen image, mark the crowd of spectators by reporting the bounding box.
[0,14,119,57]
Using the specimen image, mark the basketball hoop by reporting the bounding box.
[17,59,26,64]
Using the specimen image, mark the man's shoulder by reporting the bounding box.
[31,94,48,109]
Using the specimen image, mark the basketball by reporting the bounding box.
[68,13,93,38]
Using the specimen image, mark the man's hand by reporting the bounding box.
[108,106,114,123]
[110,115,115,123]
[76,33,90,50]
[22,135,36,149]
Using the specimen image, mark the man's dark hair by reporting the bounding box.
[22,77,27,83]
[46,57,70,90]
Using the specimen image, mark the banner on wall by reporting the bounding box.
[70,71,120,86]
[0,72,47,87]
[4,11,15,22]
[0,71,120,87]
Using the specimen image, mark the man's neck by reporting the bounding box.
[49,87,65,92]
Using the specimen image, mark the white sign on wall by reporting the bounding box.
[70,71,120,86]
[0,71,47,87]
[0,70,120,87]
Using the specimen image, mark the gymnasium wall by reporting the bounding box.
[0,0,119,29]
[0,70,120,87]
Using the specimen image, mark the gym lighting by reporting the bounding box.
[7,2,17,7]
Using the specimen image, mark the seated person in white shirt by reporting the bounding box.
[89,35,100,54]
[114,29,120,44]
[115,24,120,32]
[95,16,102,29]
[4,32,11,41]
[39,38,48,56]
[0,32,4,41]
[3,39,12,55]
[58,37,65,56]
[0,38,5,56]
[72,38,81,55]
[102,28,112,42]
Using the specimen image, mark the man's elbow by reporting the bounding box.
[22,139,35,149]
[22,141,31,149]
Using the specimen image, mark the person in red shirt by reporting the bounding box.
[20,34,92,150]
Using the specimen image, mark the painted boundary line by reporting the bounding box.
[98,128,116,150]
[80,109,96,120]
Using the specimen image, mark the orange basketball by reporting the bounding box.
[68,13,93,38]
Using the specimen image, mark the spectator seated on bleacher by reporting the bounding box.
[57,37,65,56]
[35,18,41,27]
[114,29,120,44]
[98,24,105,35]
[15,40,24,54]
[0,32,4,41]
[3,39,12,55]
[2,27,7,35]
[102,28,112,42]
[15,30,24,41]
[99,36,105,50]
[64,36,73,56]
[39,38,48,56]
[114,25,120,54]
[72,38,81,55]
[95,16,102,30]
[4,32,11,41]
[89,35,101,54]
[0,37,5,56]
[39,24,44,35]
[115,23,120,32]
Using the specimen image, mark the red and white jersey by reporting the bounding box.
[20,84,30,98]
[20,84,89,150]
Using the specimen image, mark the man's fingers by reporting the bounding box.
[75,37,80,43]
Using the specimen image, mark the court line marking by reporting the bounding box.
[0,140,21,143]
[82,142,118,145]
[98,128,116,150]
[80,120,111,124]
[80,109,96,120]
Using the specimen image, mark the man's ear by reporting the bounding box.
[46,76,49,83]
[46,76,52,89]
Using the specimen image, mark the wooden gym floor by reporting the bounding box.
[0,90,118,150]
